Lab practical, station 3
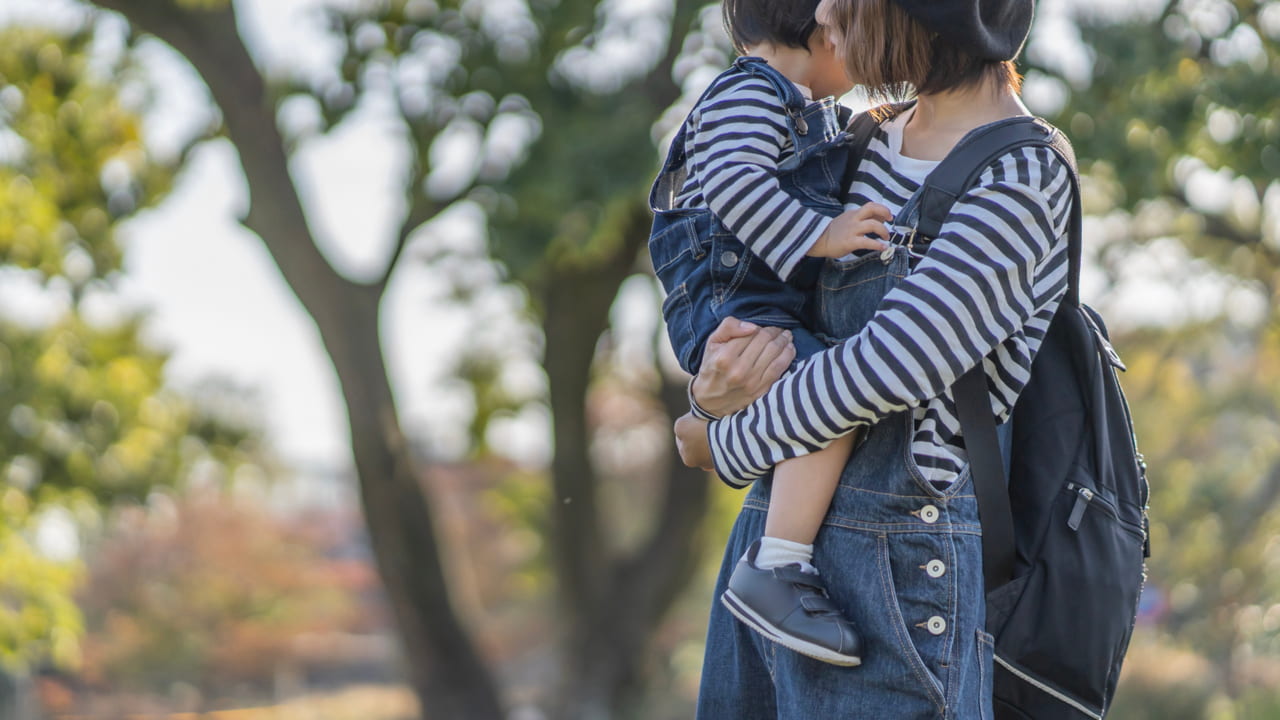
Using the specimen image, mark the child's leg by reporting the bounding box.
[720,432,864,667]
[763,434,855,548]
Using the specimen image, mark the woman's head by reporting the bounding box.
[816,0,1031,99]
[721,0,824,57]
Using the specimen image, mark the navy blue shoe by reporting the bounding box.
[721,540,864,666]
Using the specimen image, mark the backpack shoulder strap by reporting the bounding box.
[917,117,1083,593]
[916,117,1083,306]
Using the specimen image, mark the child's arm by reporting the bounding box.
[691,74,888,278]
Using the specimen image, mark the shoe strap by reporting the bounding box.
[772,566,844,617]
[799,594,841,617]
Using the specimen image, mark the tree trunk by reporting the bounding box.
[320,287,505,720]
[541,205,712,718]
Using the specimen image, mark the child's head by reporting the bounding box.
[721,0,824,57]
[816,0,1026,99]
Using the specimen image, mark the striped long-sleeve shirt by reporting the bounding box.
[708,109,1075,487]
[673,69,833,281]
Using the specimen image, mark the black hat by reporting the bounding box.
[890,0,1034,61]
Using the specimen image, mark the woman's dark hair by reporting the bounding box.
[722,0,823,56]
[829,0,1021,100]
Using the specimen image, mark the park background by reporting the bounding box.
[0,0,1277,717]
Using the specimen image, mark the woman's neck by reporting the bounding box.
[900,79,1029,161]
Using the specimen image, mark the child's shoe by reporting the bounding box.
[721,539,863,666]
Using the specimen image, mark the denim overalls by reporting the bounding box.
[696,248,995,720]
[648,56,852,375]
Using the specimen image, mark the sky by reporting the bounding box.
[0,0,1269,491]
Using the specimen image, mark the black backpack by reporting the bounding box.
[847,108,1151,719]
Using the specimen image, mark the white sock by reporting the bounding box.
[754,536,817,574]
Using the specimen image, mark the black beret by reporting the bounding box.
[890,0,1035,61]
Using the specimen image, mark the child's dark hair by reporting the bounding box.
[722,0,823,56]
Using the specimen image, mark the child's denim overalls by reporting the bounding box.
[648,56,852,375]
[696,248,995,720]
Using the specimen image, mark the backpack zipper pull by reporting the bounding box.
[1068,485,1093,531]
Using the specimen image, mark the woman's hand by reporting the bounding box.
[690,317,796,417]
[674,412,713,471]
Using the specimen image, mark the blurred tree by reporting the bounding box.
[0,24,261,676]
[71,0,716,716]
[1025,0,1280,704]
[75,491,373,703]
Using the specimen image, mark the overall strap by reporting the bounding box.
[914,117,1083,593]
[650,61,792,212]
[734,56,812,145]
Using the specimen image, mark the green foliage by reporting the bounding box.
[1029,1,1280,266]
[0,518,81,671]
[173,0,229,10]
[0,21,259,673]
[0,316,260,508]
[0,26,173,285]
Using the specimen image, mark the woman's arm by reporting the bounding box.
[672,317,796,473]
[708,147,1074,485]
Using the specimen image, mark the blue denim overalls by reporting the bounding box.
[648,56,852,375]
[696,247,995,719]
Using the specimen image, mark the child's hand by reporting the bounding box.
[807,203,893,258]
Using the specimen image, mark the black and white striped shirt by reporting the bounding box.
[708,110,1074,487]
[673,69,832,281]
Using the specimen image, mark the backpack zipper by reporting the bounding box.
[993,654,1104,720]
[1066,483,1124,528]
[1066,483,1146,537]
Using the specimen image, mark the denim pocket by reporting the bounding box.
[816,250,908,338]
[874,535,946,709]
[649,213,708,277]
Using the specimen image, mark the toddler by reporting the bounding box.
[648,0,890,666]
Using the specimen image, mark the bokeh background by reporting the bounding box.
[0,0,1276,717]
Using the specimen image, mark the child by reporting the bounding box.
[648,0,890,666]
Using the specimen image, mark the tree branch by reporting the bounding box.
[1167,187,1280,271]
[638,0,705,110]
[377,191,444,290]
[88,0,353,308]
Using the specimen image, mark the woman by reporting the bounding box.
[675,0,1072,717]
